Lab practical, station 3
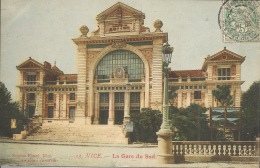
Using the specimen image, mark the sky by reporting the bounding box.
[1,0,260,100]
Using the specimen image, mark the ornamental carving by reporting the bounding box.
[112,39,126,48]
[80,25,89,37]
[154,19,163,32]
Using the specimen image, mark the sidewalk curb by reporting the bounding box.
[0,139,157,148]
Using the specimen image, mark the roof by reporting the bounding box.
[96,2,144,20]
[58,74,77,81]
[170,70,206,78]
[51,65,64,74]
[202,48,245,70]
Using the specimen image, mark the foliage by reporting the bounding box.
[170,104,210,141]
[130,108,162,143]
[241,81,260,140]
[211,129,226,141]
[212,85,233,106]
[0,82,27,137]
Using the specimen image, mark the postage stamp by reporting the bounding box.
[218,0,260,42]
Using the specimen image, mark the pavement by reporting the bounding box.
[0,137,259,168]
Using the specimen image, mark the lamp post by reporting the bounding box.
[157,42,175,164]
[124,82,131,123]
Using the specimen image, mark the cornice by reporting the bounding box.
[72,33,168,45]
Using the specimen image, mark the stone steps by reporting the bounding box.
[26,124,128,144]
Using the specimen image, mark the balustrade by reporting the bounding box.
[173,141,257,157]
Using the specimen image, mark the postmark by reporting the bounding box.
[218,0,260,42]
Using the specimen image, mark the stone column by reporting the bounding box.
[108,92,114,125]
[177,92,182,108]
[124,92,130,122]
[94,92,99,124]
[140,91,145,110]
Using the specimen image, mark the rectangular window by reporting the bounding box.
[130,92,140,103]
[115,92,124,103]
[69,93,75,100]
[27,74,36,85]
[100,93,109,103]
[194,91,201,99]
[27,93,35,100]
[48,93,54,100]
[218,68,230,80]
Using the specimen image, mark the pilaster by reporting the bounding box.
[94,92,99,124]
[236,64,241,81]
[186,91,191,107]
[235,86,241,107]
[140,91,145,109]
[55,94,60,118]
[207,65,213,81]
[62,94,67,118]
[76,43,87,124]
[151,38,163,109]
[177,92,182,108]
[207,86,213,107]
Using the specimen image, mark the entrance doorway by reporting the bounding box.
[28,105,35,118]
[69,106,75,122]
[114,110,124,125]
[99,110,108,124]
[48,106,54,118]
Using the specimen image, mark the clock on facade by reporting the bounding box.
[114,67,124,78]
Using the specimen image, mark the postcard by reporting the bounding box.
[1,0,259,167]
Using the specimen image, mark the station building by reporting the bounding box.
[16,2,245,127]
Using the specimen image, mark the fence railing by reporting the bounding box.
[173,141,259,162]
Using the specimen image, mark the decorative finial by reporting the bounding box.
[154,19,163,32]
[224,47,226,50]
[29,57,32,59]
[80,25,89,37]
[54,61,56,66]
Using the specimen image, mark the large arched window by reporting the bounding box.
[95,50,144,82]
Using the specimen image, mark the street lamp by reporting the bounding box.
[157,42,175,164]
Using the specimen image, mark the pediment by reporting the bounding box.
[97,2,144,20]
[17,58,43,70]
[206,49,245,62]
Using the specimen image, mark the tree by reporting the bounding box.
[241,81,260,141]
[130,108,162,143]
[0,82,27,137]
[170,104,210,141]
[212,85,233,106]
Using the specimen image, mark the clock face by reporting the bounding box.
[117,68,122,76]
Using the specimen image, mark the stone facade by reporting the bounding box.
[169,48,245,109]
[16,2,245,143]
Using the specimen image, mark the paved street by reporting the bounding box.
[0,140,259,167]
